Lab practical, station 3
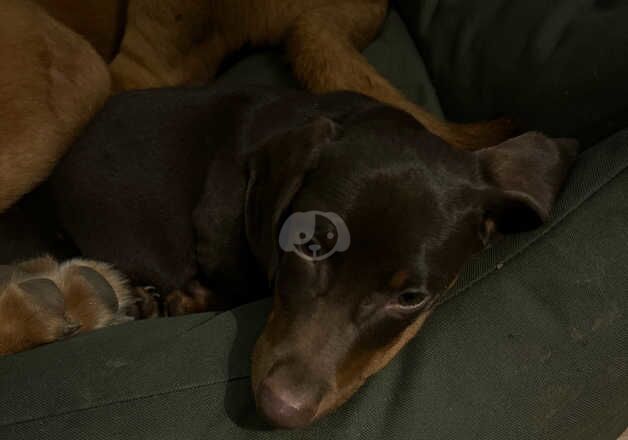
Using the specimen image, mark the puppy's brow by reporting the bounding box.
[389,270,409,290]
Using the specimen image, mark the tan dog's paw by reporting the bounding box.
[0,256,138,355]
[0,275,79,355]
[56,261,134,331]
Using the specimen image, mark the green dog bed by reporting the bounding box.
[1,3,627,439]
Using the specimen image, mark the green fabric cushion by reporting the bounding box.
[394,0,628,146]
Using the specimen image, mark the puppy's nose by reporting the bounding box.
[257,374,321,429]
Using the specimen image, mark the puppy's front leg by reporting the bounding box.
[163,280,232,317]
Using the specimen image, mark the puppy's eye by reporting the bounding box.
[395,289,430,311]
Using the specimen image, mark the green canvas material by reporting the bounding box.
[394,0,628,146]
[1,8,627,440]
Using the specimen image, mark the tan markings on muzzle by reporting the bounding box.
[323,273,462,414]
[315,309,433,419]
[252,270,462,424]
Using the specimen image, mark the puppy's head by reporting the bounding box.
[246,110,577,428]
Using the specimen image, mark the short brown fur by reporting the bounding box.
[0,0,111,214]
[35,0,128,61]
[251,289,435,423]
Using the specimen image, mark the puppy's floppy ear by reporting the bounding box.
[246,117,339,280]
[476,132,578,236]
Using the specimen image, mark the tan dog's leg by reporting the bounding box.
[0,0,110,214]
[285,2,514,149]
[35,0,128,62]
[0,256,146,355]
[109,0,230,91]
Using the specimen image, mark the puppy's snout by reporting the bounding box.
[256,363,325,429]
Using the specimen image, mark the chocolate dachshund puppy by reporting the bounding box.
[0,86,576,428]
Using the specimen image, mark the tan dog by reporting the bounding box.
[36,0,128,61]
[0,0,513,214]
[0,0,111,214]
